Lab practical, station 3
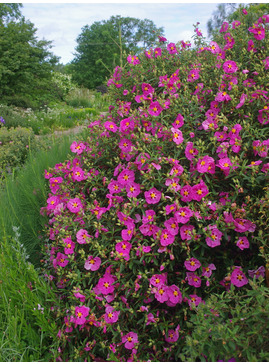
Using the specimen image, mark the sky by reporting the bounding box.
[20,2,232,64]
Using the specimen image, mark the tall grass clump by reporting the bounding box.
[0,228,59,361]
[0,133,84,266]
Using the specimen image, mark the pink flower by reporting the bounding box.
[74,305,90,325]
[236,237,249,250]
[202,264,216,278]
[231,268,248,287]
[187,69,200,82]
[149,274,167,287]
[180,224,195,241]
[167,42,178,54]
[175,207,193,224]
[196,155,215,174]
[248,266,265,279]
[70,141,86,155]
[142,209,156,224]
[167,285,182,305]
[122,332,139,350]
[127,55,140,65]
[180,185,193,202]
[104,305,120,324]
[117,169,135,186]
[165,326,180,343]
[184,257,201,271]
[188,294,203,309]
[72,167,86,182]
[186,272,201,288]
[164,217,178,236]
[47,195,60,210]
[54,252,69,268]
[108,180,123,194]
[154,47,162,57]
[115,241,132,260]
[165,177,181,192]
[154,284,169,303]
[126,182,141,198]
[160,228,175,246]
[220,21,229,33]
[205,226,223,248]
[74,288,86,303]
[63,237,75,255]
[67,198,83,213]
[247,40,257,52]
[84,256,101,271]
[97,274,116,295]
[217,157,233,175]
[104,121,118,133]
[192,181,209,201]
[148,101,163,116]
[223,60,238,73]
[171,127,184,145]
[185,142,198,160]
[144,187,162,204]
[215,91,231,102]
[172,113,184,128]
[76,229,91,244]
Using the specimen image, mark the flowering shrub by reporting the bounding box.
[41,11,269,361]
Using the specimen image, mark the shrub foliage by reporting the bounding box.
[41,10,269,361]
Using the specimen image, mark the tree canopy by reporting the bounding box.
[70,15,164,89]
[0,3,59,108]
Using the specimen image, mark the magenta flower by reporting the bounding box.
[220,21,229,33]
[47,195,60,211]
[70,141,86,155]
[247,40,257,52]
[97,274,116,295]
[104,121,118,133]
[104,305,120,324]
[188,294,203,309]
[171,127,184,145]
[167,285,182,305]
[186,272,201,288]
[122,332,139,350]
[153,47,162,58]
[169,163,184,176]
[74,288,86,303]
[217,157,233,176]
[149,274,167,287]
[74,305,90,325]
[184,257,201,271]
[126,182,141,198]
[215,91,231,102]
[164,217,179,236]
[205,226,223,248]
[192,181,209,201]
[223,60,238,73]
[185,142,198,160]
[148,101,163,116]
[67,198,83,213]
[76,229,91,244]
[142,209,156,224]
[236,237,249,250]
[84,256,101,271]
[160,228,175,246]
[154,284,169,303]
[165,177,181,192]
[202,264,216,278]
[117,169,135,186]
[231,268,248,287]
[173,113,184,128]
[121,225,134,241]
[167,42,178,54]
[54,252,69,268]
[165,326,180,343]
[196,155,215,174]
[115,241,132,260]
[72,167,86,182]
[187,69,200,82]
[248,266,265,279]
[144,187,162,204]
[180,185,193,203]
[108,180,123,194]
[63,237,75,255]
[127,55,140,65]
[175,207,193,224]
[180,224,195,241]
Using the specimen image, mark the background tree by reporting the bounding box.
[70,15,164,89]
[0,3,59,108]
